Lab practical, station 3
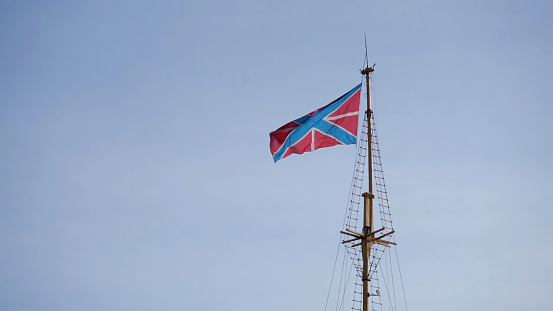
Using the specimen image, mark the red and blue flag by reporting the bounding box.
[270,83,362,162]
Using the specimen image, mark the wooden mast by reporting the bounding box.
[361,66,375,311]
[340,66,396,311]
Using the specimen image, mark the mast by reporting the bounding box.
[340,66,396,311]
[361,66,375,311]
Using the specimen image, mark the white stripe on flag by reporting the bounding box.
[311,129,315,151]
[325,111,359,121]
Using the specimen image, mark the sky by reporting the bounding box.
[1,1,552,310]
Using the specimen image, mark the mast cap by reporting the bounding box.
[361,67,375,74]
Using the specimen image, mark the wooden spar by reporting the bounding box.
[339,66,398,311]
[361,66,374,311]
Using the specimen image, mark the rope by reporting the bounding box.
[394,246,409,311]
[325,236,342,311]
[388,244,397,311]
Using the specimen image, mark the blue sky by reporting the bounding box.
[1,1,552,310]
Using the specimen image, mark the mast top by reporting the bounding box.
[361,66,375,75]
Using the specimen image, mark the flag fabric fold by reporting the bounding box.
[270,83,362,162]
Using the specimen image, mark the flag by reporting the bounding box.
[270,83,362,162]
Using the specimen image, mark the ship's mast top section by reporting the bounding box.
[361,66,375,76]
[340,64,400,311]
